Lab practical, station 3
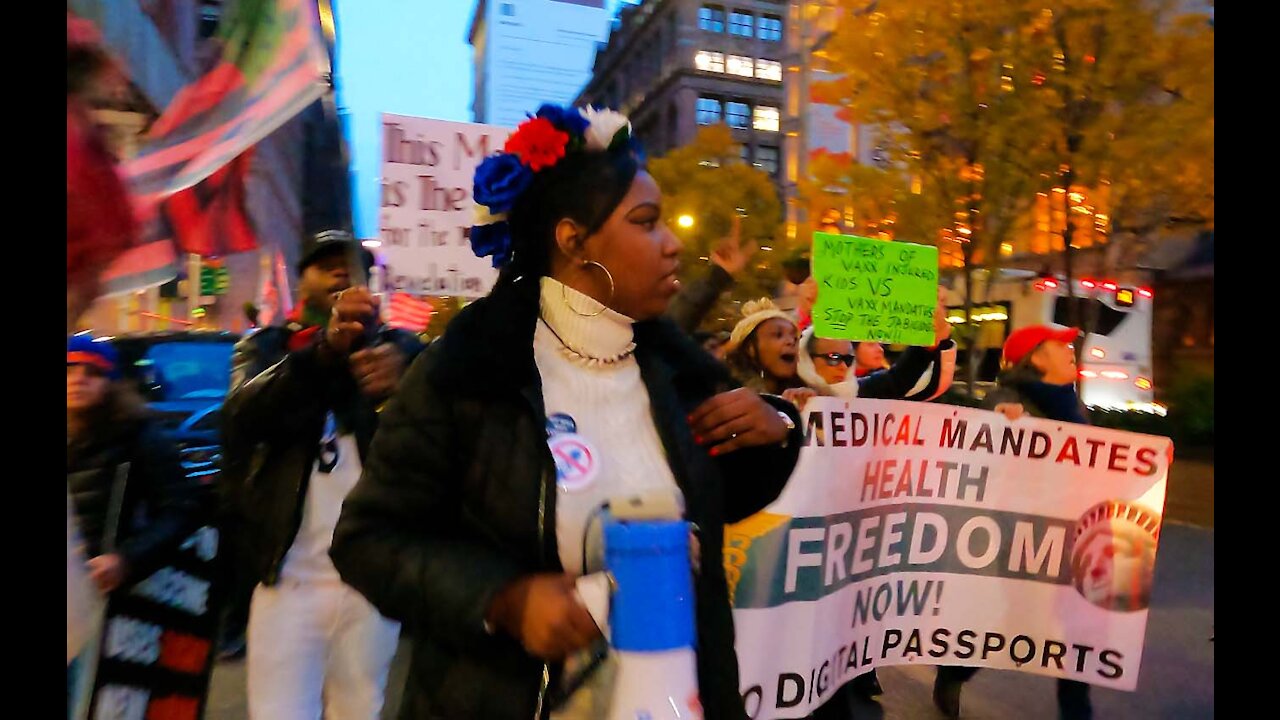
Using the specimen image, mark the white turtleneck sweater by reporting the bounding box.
[535,277,683,719]
[535,276,682,575]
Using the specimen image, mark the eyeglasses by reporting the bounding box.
[819,353,855,367]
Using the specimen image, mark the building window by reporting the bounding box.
[756,58,782,82]
[697,97,723,125]
[726,101,751,129]
[699,5,725,32]
[740,145,751,163]
[727,54,754,77]
[753,105,780,131]
[758,15,783,42]
[755,144,780,175]
[695,50,725,73]
[729,11,754,37]
[501,2,515,16]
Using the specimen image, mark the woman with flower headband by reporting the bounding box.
[331,105,803,719]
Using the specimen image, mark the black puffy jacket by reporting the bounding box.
[220,322,425,587]
[856,340,957,400]
[68,412,201,587]
[330,277,803,720]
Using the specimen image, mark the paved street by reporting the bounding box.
[205,456,1213,719]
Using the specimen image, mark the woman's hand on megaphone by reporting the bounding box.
[486,573,601,661]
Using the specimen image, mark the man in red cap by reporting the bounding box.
[998,325,1083,391]
[933,324,1093,720]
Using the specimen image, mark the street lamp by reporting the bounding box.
[676,214,695,229]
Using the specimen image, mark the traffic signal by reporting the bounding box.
[199,259,230,296]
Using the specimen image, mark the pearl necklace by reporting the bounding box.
[538,317,637,367]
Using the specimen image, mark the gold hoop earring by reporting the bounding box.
[563,260,616,318]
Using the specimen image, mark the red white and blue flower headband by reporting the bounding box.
[471,104,633,268]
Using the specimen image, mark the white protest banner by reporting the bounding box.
[726,397,1170,718]
[378,114,510,298]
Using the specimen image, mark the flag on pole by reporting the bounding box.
[386,292,434,333]
[124,0,329,202]
[254,246,294,326]
[159,149,259,257]
[79,0,328,293]
[88,172,181,297]
[97,234,180,297]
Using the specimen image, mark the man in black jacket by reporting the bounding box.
[221,230,424,719]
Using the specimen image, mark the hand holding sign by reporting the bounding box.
[811,233,940,346]
[782,387,818,412]
[934,286,952,345]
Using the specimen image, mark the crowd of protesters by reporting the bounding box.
[69,97,1101,720]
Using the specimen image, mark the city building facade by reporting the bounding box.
[576,0,789,183]
[469,0,613,128]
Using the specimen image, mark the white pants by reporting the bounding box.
[247,580,400,720]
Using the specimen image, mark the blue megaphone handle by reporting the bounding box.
[605,519,695,652]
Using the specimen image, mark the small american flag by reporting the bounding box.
[386,292,434,333]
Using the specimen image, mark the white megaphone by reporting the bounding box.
[574,491,702,720]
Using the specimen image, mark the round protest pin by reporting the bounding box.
[546,412,578,437]
[549,433,600,492]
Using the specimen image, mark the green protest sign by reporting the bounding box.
[811,232,939,346]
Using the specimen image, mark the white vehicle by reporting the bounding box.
[941,268,1162,414]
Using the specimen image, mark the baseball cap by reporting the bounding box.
[67,333,120,379]
[1002,325,1080,366]
[296,230,374,275]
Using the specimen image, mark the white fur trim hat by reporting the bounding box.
[796,326,859,398]
[726,298,796,355]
